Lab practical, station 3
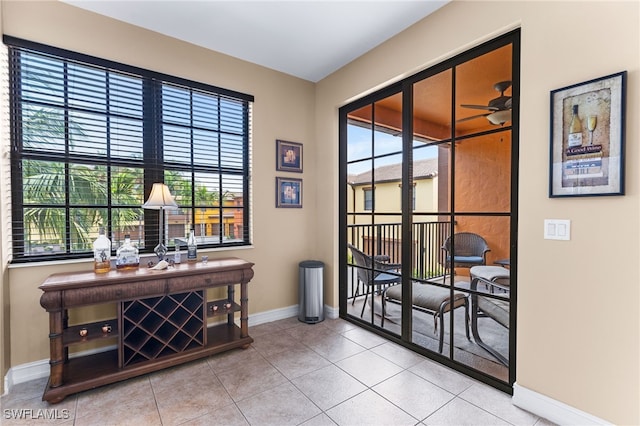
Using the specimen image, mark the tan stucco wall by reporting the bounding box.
[316,1,639,424]
[455,131,511,264]
[0,0,317,380]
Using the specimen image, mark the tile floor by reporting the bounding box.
[1,317,555,425]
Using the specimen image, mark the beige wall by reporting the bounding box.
[0,0,318,387]
[0,0,7,395]
[316,1,639,424]
[2,1,639,424]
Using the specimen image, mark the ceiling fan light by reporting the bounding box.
[487,110,511,125]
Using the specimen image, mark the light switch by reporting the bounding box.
[544,219,570,240]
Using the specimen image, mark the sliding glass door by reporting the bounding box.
[339,30,519,391]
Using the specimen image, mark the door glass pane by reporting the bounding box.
[372,153,402,213]
[373,93,403,157]
[347,105,373,163]
[450,216,510,382]
[414,69,453,142]
[413,70,453,215]
[345,92,403,334]
[455,45,513,137]
[454,132,511,213]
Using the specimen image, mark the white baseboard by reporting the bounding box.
[3,358,50,395]
[248,304,299,326]
[512,382,612,425]
[4,303,339,394]
[248,303,338,326]
[324,304,339,319]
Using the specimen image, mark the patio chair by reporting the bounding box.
[348,244,401,319]
[441,232,490,274]
[382,282,470,353]
[469,265,510,366]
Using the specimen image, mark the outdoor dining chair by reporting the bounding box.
[347,244,401,319]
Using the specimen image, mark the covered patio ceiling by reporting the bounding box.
[349,44,513,140]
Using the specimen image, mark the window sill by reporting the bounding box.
[7,245,255,270]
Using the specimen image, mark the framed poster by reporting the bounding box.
[276,177,302,208]
[549,71,626,197]
[276,140,303,173]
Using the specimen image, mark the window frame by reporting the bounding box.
[5,36,254,263]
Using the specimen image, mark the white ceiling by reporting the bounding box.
[63,0,449,82]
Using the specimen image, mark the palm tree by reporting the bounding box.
[23,161,106,251]
[110,167,144,222]
[24,163,148,252]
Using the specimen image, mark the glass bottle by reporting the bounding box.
[116,234,139,270]
[93,226,111,273]
[187,226,197,262]
[568,104,583,147]
[173,238,182,264]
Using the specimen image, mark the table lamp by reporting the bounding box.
[142,183,179,261]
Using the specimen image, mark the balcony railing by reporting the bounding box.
[347,221,450,281]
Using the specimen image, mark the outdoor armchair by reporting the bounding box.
[441,232,490,273]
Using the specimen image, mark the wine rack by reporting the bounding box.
[121,291,205,367]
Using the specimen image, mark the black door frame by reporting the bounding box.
[339,29,520,393]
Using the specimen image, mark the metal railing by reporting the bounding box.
[347,220,450,281]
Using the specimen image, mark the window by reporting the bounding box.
[363,188,373,211]
[6,37,253,262]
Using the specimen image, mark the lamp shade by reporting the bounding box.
[142,183,179,210]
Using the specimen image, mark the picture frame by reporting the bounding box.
[276,177,302,208]
[549,71,626,197]
[276,140,303,173]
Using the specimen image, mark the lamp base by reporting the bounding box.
[154,243,168,261]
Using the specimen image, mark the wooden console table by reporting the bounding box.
[39,257,254,403]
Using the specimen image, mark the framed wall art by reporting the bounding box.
[276,177,302,208]
[549,71,626,197]
[276,140,303,173]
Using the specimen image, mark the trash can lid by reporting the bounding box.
[299,260,324,268]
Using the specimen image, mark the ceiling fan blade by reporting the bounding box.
[456,113,489,123]
[460,104,499,111]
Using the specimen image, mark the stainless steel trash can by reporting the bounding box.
[298,260,324,323]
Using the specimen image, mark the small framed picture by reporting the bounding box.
[276,140,303,173]
[549,71,626,197]
[276,177,302,208]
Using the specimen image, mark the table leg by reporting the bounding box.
[62,309,69,363]
[240,281,248,338]
[48,309,64,388]
[227,284,235,326]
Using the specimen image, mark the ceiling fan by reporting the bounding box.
[458,80,512,125]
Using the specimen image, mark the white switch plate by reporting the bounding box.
[544,219,571,240]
